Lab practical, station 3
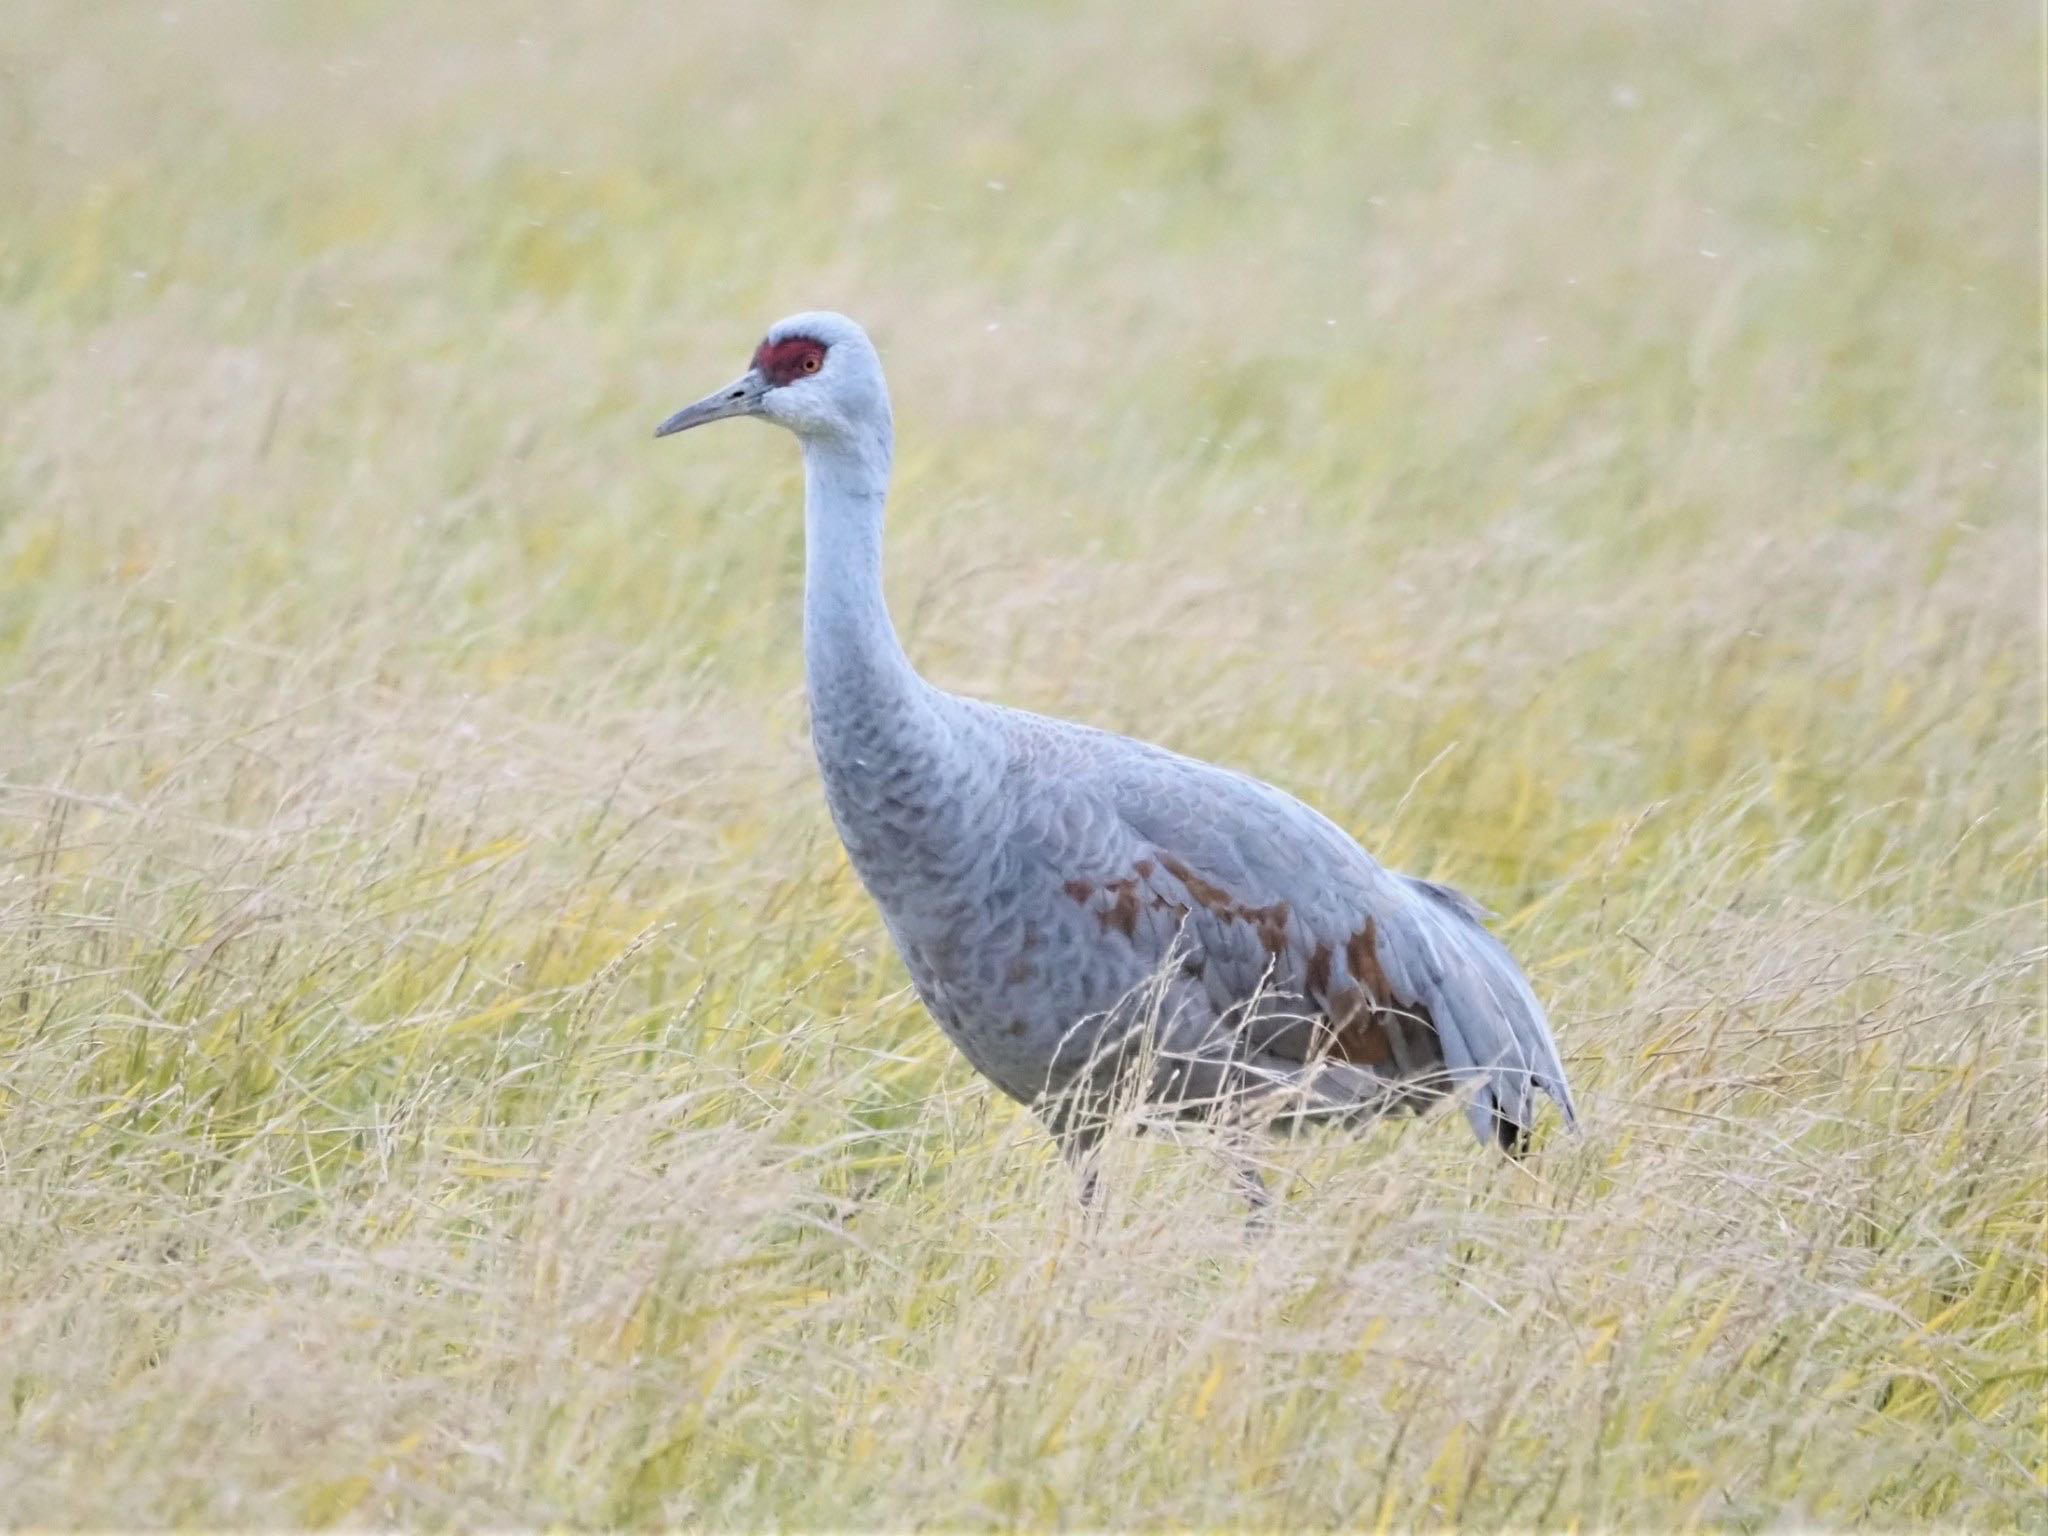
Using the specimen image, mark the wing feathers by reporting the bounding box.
[1374,891,1578,1144]
[1002,711,1577,1148]
[1081,834,1575,1149]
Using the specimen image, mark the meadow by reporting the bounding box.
[0,1,2040,1527]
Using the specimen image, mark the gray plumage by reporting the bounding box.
[657,312,1577,1170]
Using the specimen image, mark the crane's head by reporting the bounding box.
[655,311,888,446]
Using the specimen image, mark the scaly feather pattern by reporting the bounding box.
[656,311,1578,1177]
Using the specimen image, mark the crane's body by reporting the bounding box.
[658,312,1577,1166]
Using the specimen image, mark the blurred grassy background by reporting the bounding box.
[0,0,2040,1527]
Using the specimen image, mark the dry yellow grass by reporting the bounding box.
[0,0,2040,1527]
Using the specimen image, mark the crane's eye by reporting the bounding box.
[753,335,829,385]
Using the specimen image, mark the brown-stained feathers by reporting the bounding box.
[1346,916,1392,1003]
[1059,852,1448,1086]
[1102,878,1141,939]
[1155,853,1289,953]
[1305,941,1333,999]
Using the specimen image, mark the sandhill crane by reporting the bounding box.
[656,312,1576,1192]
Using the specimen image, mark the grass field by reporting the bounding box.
[0,1,2041,1527]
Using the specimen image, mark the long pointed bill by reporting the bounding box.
[654,369,769,438]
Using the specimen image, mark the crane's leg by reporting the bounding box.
[1065,1135,1103,1210]
[1211,1130,1275,1233]
[1143,1007,1285,1228]
[1042,1097,1108,1210]
[1227,1153,1271,1212]
[1040,1011,1154,1214]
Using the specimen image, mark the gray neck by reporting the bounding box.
[797,424,1000,910]
[800,430,919,713]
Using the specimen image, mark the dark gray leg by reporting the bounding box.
[1058,1122,1104,1209]
[1228,1153,1272,1212]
